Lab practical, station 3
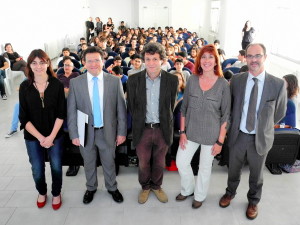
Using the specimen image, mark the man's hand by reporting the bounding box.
[116,135,126,146]
[72,138,80,146]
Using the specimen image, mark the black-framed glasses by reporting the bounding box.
[246,54,264,60]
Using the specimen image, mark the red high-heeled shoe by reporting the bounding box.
[37,195,47,208]
[52,194,62,210]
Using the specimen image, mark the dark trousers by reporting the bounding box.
[242,41,250,50]
[226,131,267,205]
[136,127,168,190]
[0,70,6,96]
[25,136,63,197]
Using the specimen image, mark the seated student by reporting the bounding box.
[78,43,88,60]
[166,46,177,63]
[189,48,199,61]
[226,50,247,68]
[127,54,145,76]
[106,56,123,72]
[3,43,27,73]
[214,39,226,63]
[77,37,87,54]
[57,56,80,177]
[169,58,191,81]
[57,48,76,68]
[111,66,128,94]
[161,57,171,71]
[0,54,9,100]
[96,37,112,53]
[177,51,195,72]
[124,48,136,66]
[118,21,127,33]
[185,37,194,53]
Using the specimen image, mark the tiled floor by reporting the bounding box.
[1,81,300,225]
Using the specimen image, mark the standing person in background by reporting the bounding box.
[85,17,94,42]
[19,49,65,210]
[241,21,255,50]
[176,44,230,209]
[106,17,114,32]
[95,17,103,36]
[3,43,27,73]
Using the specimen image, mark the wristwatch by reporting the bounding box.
[216,140,223,146]
[178,130,186,135]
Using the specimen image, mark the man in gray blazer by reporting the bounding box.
[219,43,287,220]
[68,46,127,204]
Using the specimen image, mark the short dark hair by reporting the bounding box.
[130,54,142,60]
[113,56,122,62]
[141,42,166,60]
[112,66,123,75]
[214,39,220,44]
[239,65,249,73]
[82,46,104,61]
[175,58,184,64]
[80,37,85,41]
[62,56,73,64]
[62,47,70,53]
[177,51,188,58]
[239,50,246,56]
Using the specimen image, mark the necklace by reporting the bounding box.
[33,81,48,108]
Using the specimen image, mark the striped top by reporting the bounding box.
[181,75,231,145]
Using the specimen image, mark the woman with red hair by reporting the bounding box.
[175,44,231,209]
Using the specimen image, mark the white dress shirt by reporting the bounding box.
[240,71,266,134]
[87,71,104,126]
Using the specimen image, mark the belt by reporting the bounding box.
[94,127,103,130]
[145,123,160,129]
[240,130,255,136]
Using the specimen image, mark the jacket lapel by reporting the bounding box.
[159,70,168,113]
[138,71,147,115]
[103,73,109,113]
[257,72,272,115]
[82,74,93,114]
[238,73,248,115]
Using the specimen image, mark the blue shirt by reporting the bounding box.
[240,71,266,134]
[145,73,161,123]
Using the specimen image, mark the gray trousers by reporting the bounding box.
[79,128,117,192]
[226,131,267,205]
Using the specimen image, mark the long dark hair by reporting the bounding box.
[283,74,299,99]
[26,49,56,84]
[242,20,250,32]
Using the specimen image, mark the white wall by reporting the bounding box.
[1,0,85,60]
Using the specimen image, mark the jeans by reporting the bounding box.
[0,70,5,96]
[10,103,19,131]
[25,136,63,197]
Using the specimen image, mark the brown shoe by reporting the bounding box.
[152,188,168,203]
[246,204,258,220]
[176,193,193,201]
[138,189,150,204]
[192,200,202,209]
[219,194,234,208]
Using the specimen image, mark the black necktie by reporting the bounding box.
[246,78,258,132]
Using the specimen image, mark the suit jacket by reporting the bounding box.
[228,72,287,155]
[127,69,178,147]
[67,72,127,150]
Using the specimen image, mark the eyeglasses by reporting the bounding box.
[64,64,73,67]
[31,61,48,66]
[246,54,264,60]
[85,59,102,64]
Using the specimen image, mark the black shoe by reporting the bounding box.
[83,190,97,204]
[108,189,123,203]
[66,166,80,176]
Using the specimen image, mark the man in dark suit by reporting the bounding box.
[67,46,127,204]
[127,42,178,204]
[219,43,287,219]
[85,17,94,42]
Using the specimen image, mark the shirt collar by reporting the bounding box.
[87,70,104,82]
[145,71,162,80]
[247,70,266,83]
